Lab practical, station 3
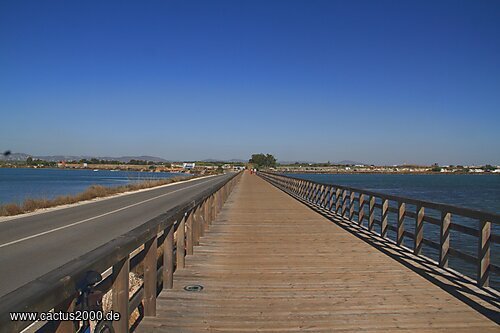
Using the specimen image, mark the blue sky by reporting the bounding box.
[1,0,499,165]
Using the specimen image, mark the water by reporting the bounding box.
[286,173,500,214]
[285,173,500,288]
[0,168,187,205]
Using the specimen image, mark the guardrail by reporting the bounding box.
[259,171,499,289]
[0,172,241,333]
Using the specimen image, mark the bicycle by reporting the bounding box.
[74,271,115,333]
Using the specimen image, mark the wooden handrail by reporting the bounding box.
[258,171,498,289]
[0,172,242,333]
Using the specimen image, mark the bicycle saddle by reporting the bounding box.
[78,271,103,290]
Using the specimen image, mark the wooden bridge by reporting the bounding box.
[138,171,499,332]
[1,171,499,333]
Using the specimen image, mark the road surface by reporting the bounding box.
[0,173,233,297]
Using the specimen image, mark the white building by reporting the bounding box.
[182,163,196,170]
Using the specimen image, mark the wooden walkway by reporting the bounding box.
[138,172,499,332]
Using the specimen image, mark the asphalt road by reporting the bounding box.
[0,173,234,297]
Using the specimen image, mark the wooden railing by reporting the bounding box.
[259,171,499,289]
[0,172,241,333]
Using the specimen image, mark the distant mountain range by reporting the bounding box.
[0,152,248,163]
[0,153,168,163]
[1,152,364,165]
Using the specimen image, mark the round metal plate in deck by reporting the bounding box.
[184,284,204,292]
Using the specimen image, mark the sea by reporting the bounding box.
[286,173,500,288]
[0,168,187,205]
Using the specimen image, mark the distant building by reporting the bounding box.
[183,162,195,170]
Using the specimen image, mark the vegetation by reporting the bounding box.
[0,176,188,217]
[249,154,277,169]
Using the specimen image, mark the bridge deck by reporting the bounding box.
[138,172,498,332]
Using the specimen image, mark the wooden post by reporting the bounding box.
[358,194,365,225]
[368,196,375,231]
[309,184,316,201]
[397,202,405,246]
[176,217,186,269]
[477,219,491,287]
[163,226,174,289]
[335,189,341,214]
[341,190,347,218]
[193,206,200,245]
[300,181,306,197]
[414,205,424,255]
[381,199,388,238]
[143,236,157,317]
[439,212,451,268]
[53,298,76,333]
[349,191,355,221]
[321,185,327,206]
[202,199,209,233]
[328,188,335,211]
[186,210,194,255]
[112,257,129,333]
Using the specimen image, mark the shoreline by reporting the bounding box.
[0,174,204,218]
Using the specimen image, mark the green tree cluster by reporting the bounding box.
[249,154,277,169]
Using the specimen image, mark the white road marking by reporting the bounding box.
[0,178,218,249]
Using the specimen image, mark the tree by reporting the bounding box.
[249,153,277,169]
[26,157,33,165]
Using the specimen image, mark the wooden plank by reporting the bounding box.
[369,196,375,231]
[163,226,174,289]
[358,194,365,225]
[477,219,491,287]
[414,205,424,255]
[397,202,405,246]
[439,212,451,268]
[349,191,355,221]
[177,217,186,269]
[143,236,157,316]
[112,257,129,333]
[186,210,194,255]
[381,199,389,238]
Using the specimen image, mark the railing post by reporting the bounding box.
[193,205,201,245]
[328,187,335,211]
[143,236,157,317]
[368,196,375,231]
[477,219,491,287]
[349,191,355,221]
[163,225,174,289]
[335,189,341,214]
[211,194,216,222]
[177,216,186,269]
[414,205,424,255]
[358,194,365,225]
[381,199,388,238]
[202,199,209,233]
[341,190,347,218]
[439,212,451,268]
[53,298,76,333]
[397,202,405,246]
[112,256,130,333]
[186,210,194,255]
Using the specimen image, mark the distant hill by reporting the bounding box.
[0,152,30,161]
[0,153,168,163]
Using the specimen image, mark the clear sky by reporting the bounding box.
[1,0,499,165]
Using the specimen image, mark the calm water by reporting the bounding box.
[286,173,500,214]
[286,173,500,288]
[0,168,187,205]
